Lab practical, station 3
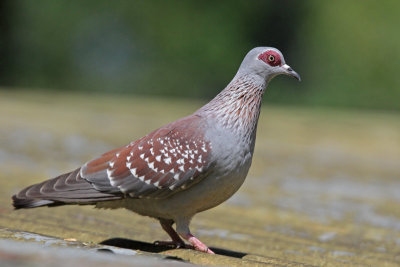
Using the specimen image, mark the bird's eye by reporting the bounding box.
[258,50,281,66]
[268,55,275,62]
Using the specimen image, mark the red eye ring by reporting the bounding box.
[258,50,281,67]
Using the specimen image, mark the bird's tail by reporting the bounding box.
[12,168,121,209]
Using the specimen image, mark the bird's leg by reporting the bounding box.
[154,219,186,248]
[176,217,215,254]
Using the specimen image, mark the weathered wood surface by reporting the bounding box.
[1,91,399,266]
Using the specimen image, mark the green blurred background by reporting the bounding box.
[0,0,399,110]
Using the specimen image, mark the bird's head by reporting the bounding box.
[238,47,301,82]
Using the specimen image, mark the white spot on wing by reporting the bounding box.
[164,157,172,164]
[179,165,185,172]
[138,175,145,182]
[174,173,180,180]
[107,168,113,178]
[130,168,137,176]
[140,153,145,159]
[148,162,157,172]
[109,161,115,168]
[156,155,161,162]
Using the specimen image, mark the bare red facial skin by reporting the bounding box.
[258,50,282,67]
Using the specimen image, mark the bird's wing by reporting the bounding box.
[81,115,213,199]
[12,168,123,206]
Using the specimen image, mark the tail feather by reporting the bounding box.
[12,168,122,209]
[12,196,58,209]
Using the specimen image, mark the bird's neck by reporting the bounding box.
[197,74,267,142]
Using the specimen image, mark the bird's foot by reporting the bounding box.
[159,218,214,254]
[155,236,214,254]
[186,234,215,254]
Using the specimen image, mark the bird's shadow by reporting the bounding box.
[100,238,247,258]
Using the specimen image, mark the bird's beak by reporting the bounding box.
[282,64,301,81]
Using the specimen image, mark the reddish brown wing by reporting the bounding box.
[80,115,212,199]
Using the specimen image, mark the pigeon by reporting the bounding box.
[12,47,300,254]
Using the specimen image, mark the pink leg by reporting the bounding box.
[175,217,215,254]
[155,219,186,248]
[181,233,215,254]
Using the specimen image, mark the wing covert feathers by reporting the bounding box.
[81,115,212,199]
